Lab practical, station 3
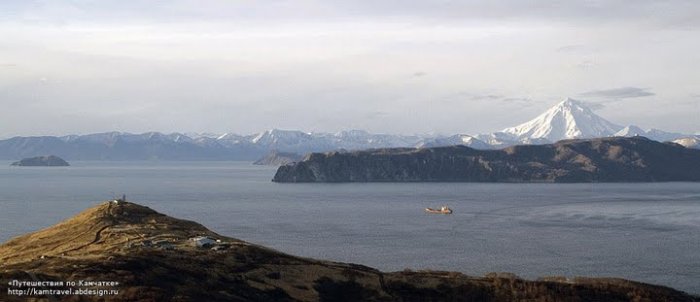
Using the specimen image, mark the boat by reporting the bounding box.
[425,206,452,214]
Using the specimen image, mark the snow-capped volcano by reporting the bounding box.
[501,98,622,142]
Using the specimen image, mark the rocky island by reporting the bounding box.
[0,201,697,301]
[10,155,70,167]
[273,136,700,183]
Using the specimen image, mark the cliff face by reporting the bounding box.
[273,137,700,183]
[1,201,696,301]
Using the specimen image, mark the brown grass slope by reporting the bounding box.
[0,201,697,301]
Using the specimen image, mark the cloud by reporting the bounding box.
[556,45,586,53]
[578,87,655,110]
[338,1,700,29]
[575,59,597,69]
[437,92,534,108]
[468,94,503,101]
[435,92,498,104]
[582,102,606,110]
[579,87,655,99]
[1,1,700,136]
[501,97,534,106]
[365,111,389,119]
[5,1,700,29]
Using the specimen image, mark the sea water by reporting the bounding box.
[0,161,698,294]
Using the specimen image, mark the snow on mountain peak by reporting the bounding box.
[614,125,646,137]
[672,136,700,149]
[501,98,622,142]
[416,134,492,149]
[251,129,312,145]
[334,130,371,138]
[559,97,583,107]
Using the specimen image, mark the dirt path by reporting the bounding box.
[61,203,115,254]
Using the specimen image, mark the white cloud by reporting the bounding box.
[0,1,699,136]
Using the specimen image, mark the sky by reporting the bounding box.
[1,0,699,137]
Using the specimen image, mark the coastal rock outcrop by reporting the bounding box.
[253,150,303,166]
[273,136,700,183]
[10,155,69,167]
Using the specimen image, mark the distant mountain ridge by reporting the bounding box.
[0,98,697,160]
[0,130,426,160]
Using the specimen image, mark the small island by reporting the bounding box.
[10,155,70,167]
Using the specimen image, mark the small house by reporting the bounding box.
[190,236,216,248]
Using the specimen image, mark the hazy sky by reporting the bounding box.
[1,1,699,137]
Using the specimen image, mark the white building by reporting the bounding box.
[190,236,216,248]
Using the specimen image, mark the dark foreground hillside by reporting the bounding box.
[0,201,697,301]
[273,136,700,182]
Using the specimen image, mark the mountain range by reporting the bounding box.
[1,98,697,160]
[474,98,695,148]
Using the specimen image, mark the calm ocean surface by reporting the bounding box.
[1,161,698,294]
